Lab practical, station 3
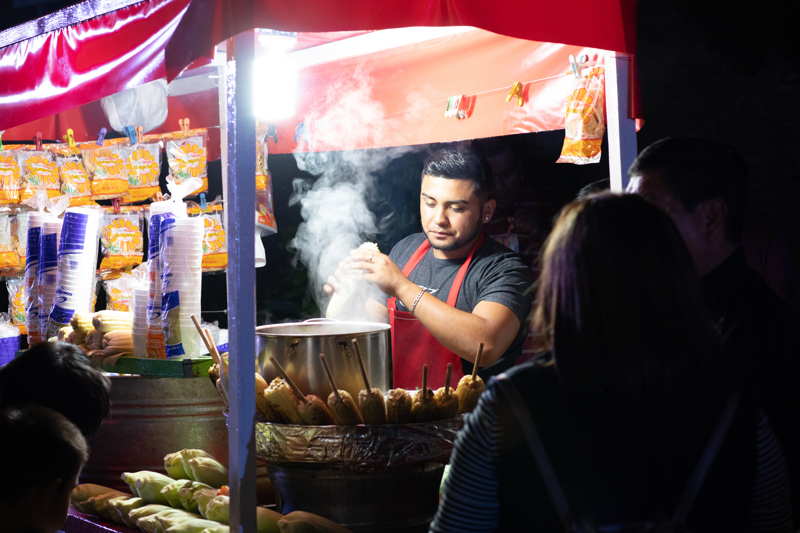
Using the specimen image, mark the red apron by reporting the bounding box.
[388,234,485,389]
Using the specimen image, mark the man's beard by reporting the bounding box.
[427,220,483,252]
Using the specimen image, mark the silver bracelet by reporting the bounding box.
[409,287,427,313]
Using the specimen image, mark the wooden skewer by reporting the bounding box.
[352,338,371,391]
[203,329,225,375]
[319,353,342,403]
[471,343,484,379]
[191,314,219,366]
[444,362,453,395]
[421,364,429,397]
[269,357,307,404]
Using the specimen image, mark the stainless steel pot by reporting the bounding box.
[256,319,391,399]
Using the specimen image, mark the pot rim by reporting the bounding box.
[256,319,390,337]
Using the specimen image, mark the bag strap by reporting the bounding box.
[494,374,740,531]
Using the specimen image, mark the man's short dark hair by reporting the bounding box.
[0,405,88,502]
[0,342,111,437]
[628,137,747,242]
[422,146,494,199]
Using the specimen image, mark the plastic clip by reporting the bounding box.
[96,127,107,146]
[506,81,525,107]
[124,126,137,146]
[266,124,279,144]
[136,126,144,145]
[64,128,77,151]
[568,54,589,79]
[34,131,43,151]
[179,118,190,137]
[112,198,121,214]
[199,193,207,211]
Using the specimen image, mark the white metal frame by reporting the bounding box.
[605,51,638,191]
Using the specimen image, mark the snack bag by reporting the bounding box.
[166,136,207,196]
[255,139,277,233]
[57,154,94,206]
[557,65,606,165]
[0,215,20,272]
[18,150,60,201]
[99,212,144,272]
[103,267,144,312]
[7,277,27,335]
[14,212,29,266]
[82,145,129,200]
[124,143,161,203]
[200,206,227,272]
[0,150,21,205]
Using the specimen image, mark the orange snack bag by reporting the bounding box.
[255,139,277,233]
[7,277,27,335]
[201,206,227,272]
[18,150,60,201]
[557,65,606,165]
[82,145,129,200]
[166,135,207,196]
[0,215,20,272]
[57,154,94,206]
[124,142,161,203]
[0,150,21,205]
[99,212,144,272]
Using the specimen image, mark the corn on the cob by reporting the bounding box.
[57,326,74,342]
[86,329,104,351]
[102,331,134,352]
[93,310,133,333]
[71,312,94,333]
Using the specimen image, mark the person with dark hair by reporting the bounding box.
[329,146,532,387]
[627,137,799,519]
[0,342,111,437]
[0,405,89,533]
[431,194,791,532]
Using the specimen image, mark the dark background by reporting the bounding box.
[3,1,799,327]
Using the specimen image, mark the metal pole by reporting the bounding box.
[219,31,257,533]
[605,52,638,192]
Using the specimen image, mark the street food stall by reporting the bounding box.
[0,0,638,530]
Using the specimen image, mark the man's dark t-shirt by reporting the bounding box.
[389,232,533,379]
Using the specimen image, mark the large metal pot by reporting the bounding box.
[256,319,391,400]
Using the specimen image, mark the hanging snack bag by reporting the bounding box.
[99,211,144,273]
[14,211,29,270]
[82,145,129,200]
[56,153,94,206]
[124,142,161,203]
[0,150,21,205]
[103,272,135,312]
[18,150,60,201]
[7,277,27,335]
[557,65,606,165]
[201,204,227,272]
[166,135,207,196]
[0,214,20,273]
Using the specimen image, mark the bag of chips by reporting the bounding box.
[0,215,20,272]
[7,277,27,335]
[82,145,130,200]
[99,212,144,273]
[255,138,277,233]
[166,135,207,196]
[557,65,606,165]
[0,150,21,205]
[14,211,29,270]
[18,150,60,202]
[200,205,227,272]
[125,143,162,203]
[57,153,94,206]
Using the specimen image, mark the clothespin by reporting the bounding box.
[294,122,305,143]
[179,118,190,137]
[64,128,77,152]
[96,127,107,146]
[34,131,42,151]
[568,54,589,79]
[136,126,144,145]
[506,82,525,107]
[0,131,4,151]
[112,198,121,214]
[199,193,207,211]
[124,126,137,146]
[266,125,279,144]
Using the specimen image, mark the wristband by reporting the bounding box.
[409,287,427,313]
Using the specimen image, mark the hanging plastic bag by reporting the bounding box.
[124,142,161,203]
[14,211,29,272]
[6,277,27,335]
[166,135,207,196]
[200,204,227,272]
[18,150,61,201]
[0,150,21,205]
[56,152,94,206]
[99,211,144,273]
[256,136,277,233]
[0,214,20,273]
[103,271,136,312]
[557,65,606,165]
[82,145,130,200]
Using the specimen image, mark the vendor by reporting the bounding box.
[330,147,532,389]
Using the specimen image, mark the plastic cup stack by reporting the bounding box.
[132,287,149,357]
[24,212,44,345]
[159,216,204,359]
[49,208,101,333]
[0,323,20,367]
[146,211,174,358]
[39,218,62,338]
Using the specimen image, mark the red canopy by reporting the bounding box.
[0,0,637,139]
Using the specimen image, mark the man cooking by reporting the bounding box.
[328,147,532,389]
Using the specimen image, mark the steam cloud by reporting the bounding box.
[290,68,418,322]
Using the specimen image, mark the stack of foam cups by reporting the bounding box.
[39,218,62,339]
[24,213,44,344]
[132,287,149,357]
[49,208,101,335]
[160,216,204,359]
[146,210,173,358]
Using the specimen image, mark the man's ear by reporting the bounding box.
[699,198,728,240]
[483,199,497,222]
